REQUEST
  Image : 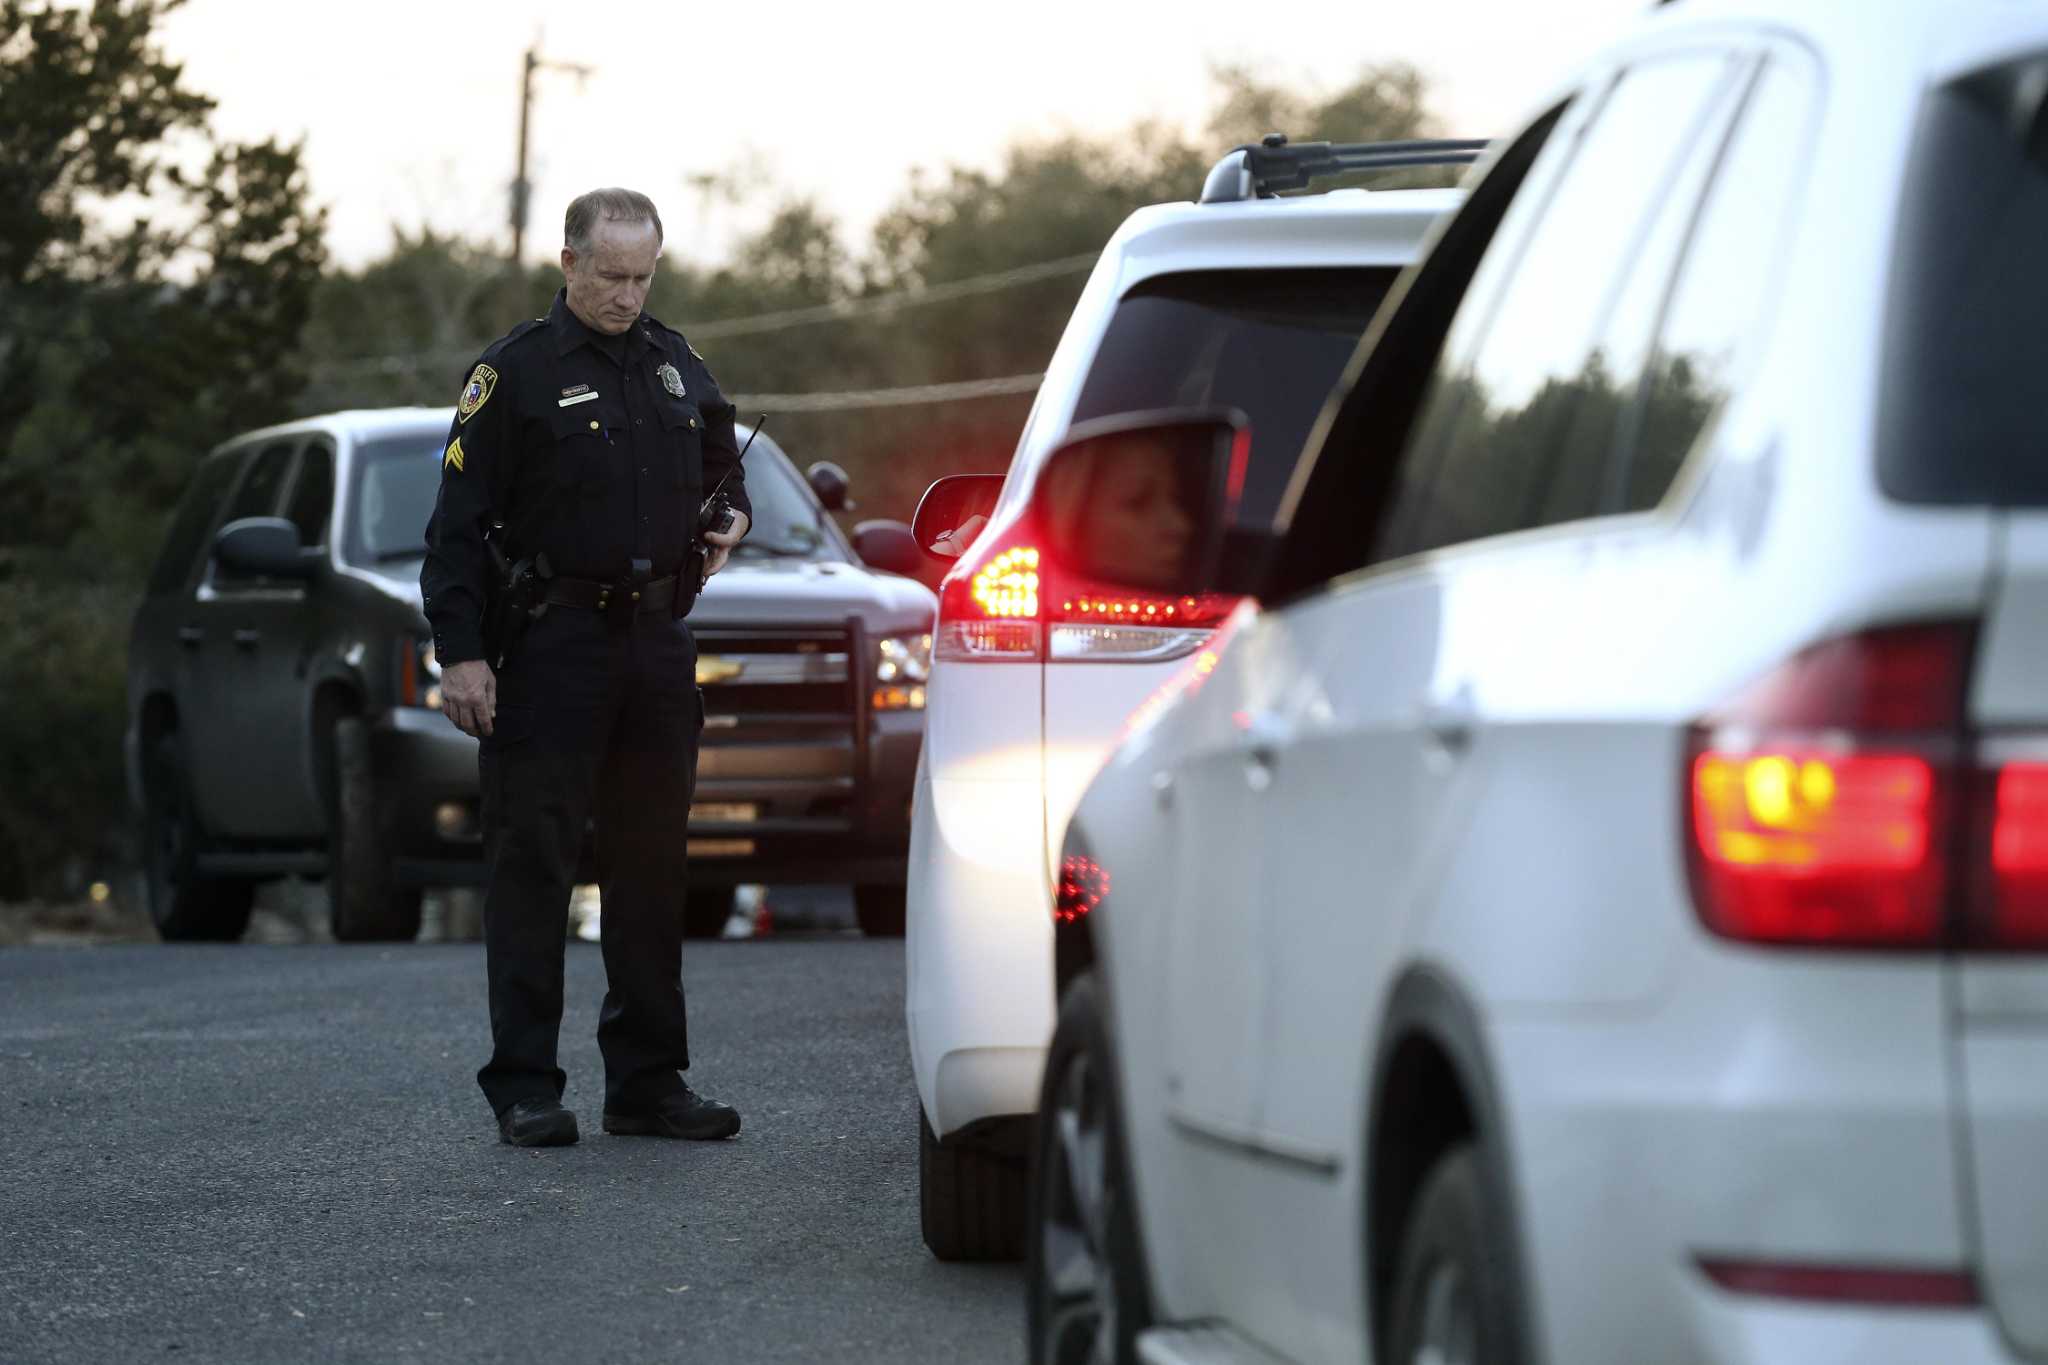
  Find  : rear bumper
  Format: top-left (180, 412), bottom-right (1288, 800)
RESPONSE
top-left (1489, 951), bottom-right (2011, 1365)
top-left (905, 761), bottom-right (1056, 1136)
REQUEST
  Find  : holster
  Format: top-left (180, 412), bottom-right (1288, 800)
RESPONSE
top-left (674, 545), bottom-right (707, 621)
top-left (482, 532), bottom-right (550, 669)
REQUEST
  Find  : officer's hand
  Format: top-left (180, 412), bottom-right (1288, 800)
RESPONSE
top-left (702, 506), bottom-right (750, 578)
top-left (441, 659), bottom-right (497, 738)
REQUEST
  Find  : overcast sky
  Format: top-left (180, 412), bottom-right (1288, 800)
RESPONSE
top-left (156, 0), bottom-right (1647, 272)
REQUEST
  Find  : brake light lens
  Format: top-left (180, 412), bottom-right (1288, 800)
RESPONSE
top-left (935, 522), bottom-right (1238, 666)
top-left (972, 546), bottom-right (1041, 618)
top-left (1686, 623), bottom-right (1971, 948)
top-left (1973, 756), bottom-right (2048, 948)
top-left (1055, 854), bottom-right (1111, 924)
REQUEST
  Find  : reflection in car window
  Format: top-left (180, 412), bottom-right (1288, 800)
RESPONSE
top-left (727, 434), bottom-right (839, 561)
top-left (348, 432), bottom-right (445, 575)
top-left (284, 445), bottom-right (335, 549)
top-left (1386, 54), bottom-right (1734, 557)
top-left (214, 442), bottom-right (300, 586)
top-left (1073, 268), bottom-right (1399, 527)
top-left (148, 451), bottom-right (244, 596)
top-left (1623, 61), bottom-right (1815, 512)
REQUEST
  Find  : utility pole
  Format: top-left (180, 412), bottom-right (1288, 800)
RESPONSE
top-left (510, 43), bottom-right (593, 266)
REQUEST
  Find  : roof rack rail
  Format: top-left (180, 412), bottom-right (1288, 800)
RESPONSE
top-left (1198, 134), bottom-right (1492, 205)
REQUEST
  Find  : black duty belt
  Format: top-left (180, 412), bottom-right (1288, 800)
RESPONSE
top-left (541, 572), bottom-right (680, 615)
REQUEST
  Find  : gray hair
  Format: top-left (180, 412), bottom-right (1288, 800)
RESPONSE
top-left (564, 188), bottom-right (664, 255)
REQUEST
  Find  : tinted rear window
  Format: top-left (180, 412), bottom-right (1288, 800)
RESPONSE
top-left (1879, 52), bottom-right (2048, 505)
top-left (1072, 267), bottom-right (1397, 523)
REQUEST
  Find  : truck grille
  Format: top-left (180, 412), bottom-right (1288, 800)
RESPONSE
top-left (691, 627), bottom-right (859, 826)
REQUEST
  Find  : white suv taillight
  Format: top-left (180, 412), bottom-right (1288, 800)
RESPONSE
top-left (933, 522), bottom-right (1235, 665)
top-left (1970, 741), bottom-right (2048, 949)
top-left (1685, 623), bottom-right (1970, 948)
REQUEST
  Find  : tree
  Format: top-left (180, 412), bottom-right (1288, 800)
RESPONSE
top-left (0, 0), bottom-right (328, 583)
top-left (0, 0), bottom-right (325, 901)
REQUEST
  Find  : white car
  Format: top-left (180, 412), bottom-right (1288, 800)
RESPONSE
top-left (901, 142), bottom-right (1476, 1258)
top-left (1027, 1), bottom-right (2048, 1362)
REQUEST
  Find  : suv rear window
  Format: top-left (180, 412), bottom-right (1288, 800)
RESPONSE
top-left (1071, 267), bottom-right (1398, 524)
top-left (1880, 51), bottom-right (2048, 506)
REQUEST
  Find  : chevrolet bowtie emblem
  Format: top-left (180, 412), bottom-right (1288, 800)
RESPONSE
top-left (696, 656), bottom-right (745, 685)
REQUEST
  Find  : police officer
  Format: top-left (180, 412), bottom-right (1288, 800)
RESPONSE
top-left (422, 187), bottom-right (751, 1148)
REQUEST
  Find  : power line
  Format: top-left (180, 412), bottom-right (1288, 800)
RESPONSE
top-left (309, 250), bottom-right (1098, 380)
top-left (692, 252), bottom-right (1096, 340)
top-left (733, 372), bottom-right (1043, 413)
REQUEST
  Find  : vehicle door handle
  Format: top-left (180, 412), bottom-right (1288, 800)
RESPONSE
top-left (177, 626), bottom-right (204, 648)
top-left (232, 629), bottom-right (261, 649)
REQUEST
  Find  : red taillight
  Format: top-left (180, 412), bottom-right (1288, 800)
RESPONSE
top-left (1056, 855), bottom-right (1110, 924)
top-left (935, 522), bottom-right (1236, 665)
top-left (1971, 755), bottom-right (2048, 948)
top-left (1686, 623), bottom-right (1972, 948)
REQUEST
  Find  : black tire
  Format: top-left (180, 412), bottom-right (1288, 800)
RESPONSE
top-left (1027, 972), bottom-right (1151, 1364)
top-left (921, 1105), bottom-right (1027, 1262)
top-left (142, 736), bottom-right (254, 942)
top-left (1385, 1144), bottom-right (1523, 1365)
top-left (854, 884), bottom-right (906, 937)
top-left (684, 884), bottom-right (736, 940)
top-left (328, 717), bottom-right (422, 942)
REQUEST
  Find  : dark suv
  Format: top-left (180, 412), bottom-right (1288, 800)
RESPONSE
top-left (126, 407), bottom-right (934, 943)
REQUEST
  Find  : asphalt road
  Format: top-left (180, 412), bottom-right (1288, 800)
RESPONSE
top-left (0, 936), bottom-right (1023, 1364)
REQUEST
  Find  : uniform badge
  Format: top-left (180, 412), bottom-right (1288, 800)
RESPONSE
top-left (657, 363), bottom-right (686, 398)
top-left (443, 436), bottom-right (465, 473)
top-left (457, 364), bottom-right (497, 423)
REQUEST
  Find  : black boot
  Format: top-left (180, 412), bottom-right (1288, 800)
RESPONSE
top-left (498, 1096), bottom-right (580, 1147)
top-left (603, 1085), bottom-right (741, 1140)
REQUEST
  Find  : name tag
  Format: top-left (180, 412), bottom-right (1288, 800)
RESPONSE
top-left (557, 391), bottom-right (600, 408)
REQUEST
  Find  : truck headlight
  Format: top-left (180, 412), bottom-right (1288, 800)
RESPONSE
top-left (874, 633), bottom-right (932, 711)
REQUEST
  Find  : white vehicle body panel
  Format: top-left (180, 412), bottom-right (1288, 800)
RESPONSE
top-left (1063, 1), bottom-right (2048, 1361)
top-left (908, 192), bottom-right (1459, 1139)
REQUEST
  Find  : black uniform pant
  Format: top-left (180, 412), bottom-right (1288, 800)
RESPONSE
top-left (475, 605), bottom-right (702, 1117)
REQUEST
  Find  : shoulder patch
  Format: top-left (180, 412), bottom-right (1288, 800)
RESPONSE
top-left (688, 343), bottom-right (705, 363)
top-left (457, 364), bottom-right (497, 423)
top-left (443, 436), bottom-right (465, 473)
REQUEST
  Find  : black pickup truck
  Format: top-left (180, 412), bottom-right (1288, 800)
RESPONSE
top-left (125, 407), bottom-right (933, 943)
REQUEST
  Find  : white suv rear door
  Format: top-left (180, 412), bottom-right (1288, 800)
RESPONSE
top-left (1882, 48), bottom-right (2048, 1355)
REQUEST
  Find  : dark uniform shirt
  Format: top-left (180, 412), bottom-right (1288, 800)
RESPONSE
top-left (421, 289), bottom-right (751, 666)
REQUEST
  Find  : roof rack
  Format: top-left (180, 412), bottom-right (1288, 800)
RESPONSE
top-left (1198, 134), bottom-right (1492, 205)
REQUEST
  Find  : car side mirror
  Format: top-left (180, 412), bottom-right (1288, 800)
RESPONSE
top-left (1029, 409), bottom-right (1244, 595)
top-left (807, 461), bottom-right (853, 512)
top-left (213, 517), bottom-right (317, 579)
top-left (850, 519), bottom-right (923, 575)
top-left (911, 474), bottom-right (1003, 561)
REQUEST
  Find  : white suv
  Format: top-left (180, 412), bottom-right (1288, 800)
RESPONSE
top-left (902, 141), bottom-right (1476, 1258)
top-left (1026, 1), bottom-right (2048, 1362)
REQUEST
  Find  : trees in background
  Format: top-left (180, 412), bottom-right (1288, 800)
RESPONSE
top-left (0, 0), bottom-right (326, 899)
top-left (0, 26), bottom-right (1443, 898)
